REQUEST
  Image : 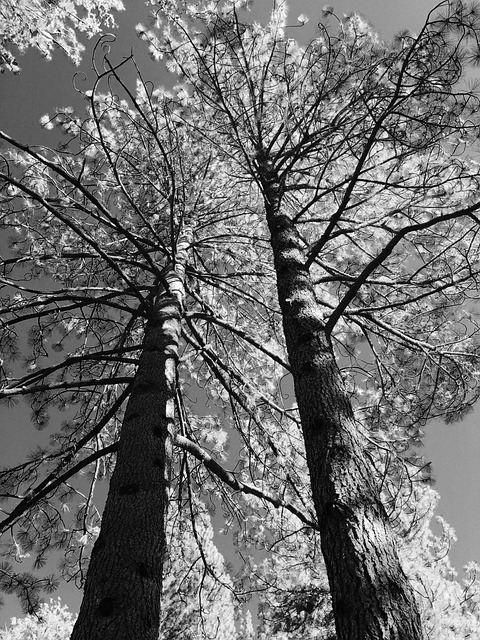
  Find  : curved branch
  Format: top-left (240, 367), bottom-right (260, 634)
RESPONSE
top-left (184, 319), bottom-right (294, 421)
top-left (0, 129), bottom-right (162, 279)
top-left (174, 434), bottom-right (318, 531)
top-left (4, 348), bottom-right (140, 391)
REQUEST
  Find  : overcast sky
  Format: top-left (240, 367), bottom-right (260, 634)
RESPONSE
top-left (1, 0), bottom-right (479, 627)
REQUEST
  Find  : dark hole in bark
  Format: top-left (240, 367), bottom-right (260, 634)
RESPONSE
top-left (296, 331), bottom-right (315, 345)
top-left (137, 562), bottom-right (150, 578)
top-left (125, 412), bottom-right (140, 422)
top-left (331, 444), bottom-right (350, 463)
top-left (268, 214), bottom-right (290, 233)
top-left (97, 597), bottom-right (115, 617)
top-left (143, 345), bottom-right (163, 353)
top-left (119, 482), bottom-right (140, 495)
top-left (301, 361), bottom-right (316, 374)
top-left (137, 380), bottom-right (154, 391)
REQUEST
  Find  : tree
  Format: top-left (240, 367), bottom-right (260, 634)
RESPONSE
top-left (1, 78), bottom-right (193, 638)
top-left (0, 0), bottom-right (124, 73)
top-left (2, 1), bottom-right (480, 639)
top-left (0, 35), bottom-right (310, 639)
top-left (0, 599), bottom-right (75, 640)
top-left (397, 485), bottom-right (480, 640)
top-left (138, 0), bottom-right (480, 637)
top-left (159, 501), bottom-right (237, 640)
top-left (254, 517), bottom-right (335, 640)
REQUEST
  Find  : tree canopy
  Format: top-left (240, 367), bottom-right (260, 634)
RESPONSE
top-left (0, 0), bottom-right (124, 73)
top-left (1, 1), bottom-right (480, 638)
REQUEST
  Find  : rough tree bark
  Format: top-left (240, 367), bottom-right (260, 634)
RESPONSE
top-left (70, 233), bottom-right (191, 640)
top-left (258, 160), bottom-right (424, 640)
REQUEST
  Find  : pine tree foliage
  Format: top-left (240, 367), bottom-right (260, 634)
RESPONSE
top-left (397, 485), bottom-right (480, 639)
top-left (0, 599), bottom-right (75, 640)
top-left (0, 508), bottom-right (238, 639)
top-left (0, 500), bottom-right (241, 640)
top-left (0, 0), bottom-right (124, 73)
top-left (160, 502), bottom-right (237, 640)
top-left (254, 518), bottom-right (335, 640)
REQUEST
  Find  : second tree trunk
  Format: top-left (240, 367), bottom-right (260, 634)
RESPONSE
top-left (261, 167), bottom-right (424, 640)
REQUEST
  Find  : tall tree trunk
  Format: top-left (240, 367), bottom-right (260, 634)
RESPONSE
top-left (71, 233), bottom-right (191, 640)
top-left (69, 297), bottom-right (180, 640)
top-left (259, 165), bottom-right (424, 640)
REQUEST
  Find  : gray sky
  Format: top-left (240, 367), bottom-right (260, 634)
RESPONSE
top-left (1, 0), bottom-right (479, 627)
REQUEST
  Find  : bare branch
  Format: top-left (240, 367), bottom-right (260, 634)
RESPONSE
top-left (174, 434), bottom-right (318, 531)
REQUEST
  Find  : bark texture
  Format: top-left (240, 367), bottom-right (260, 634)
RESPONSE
top-left (70, 297), bottom-right (181, 640)
top-left (260, 164), bottom-right (424, 640)
top-left (70, 227), bottom-right (191, 640)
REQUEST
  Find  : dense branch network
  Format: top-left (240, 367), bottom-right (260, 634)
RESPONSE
top-left (2, 1), bottom-right (480, 637)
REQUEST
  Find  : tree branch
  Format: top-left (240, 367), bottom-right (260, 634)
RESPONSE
top-left (324, 207), bottom-right (480, 335)
top-left (0, 377), bottom-right (132, 399)
top-left (0, 129), bottom-right (162, 278)
top-left (0, 170), bottom-right (145, 302)
top-left (174, 434), bottom-right (318, 531)
top-left (187, 310), bottom-right (290, 372)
